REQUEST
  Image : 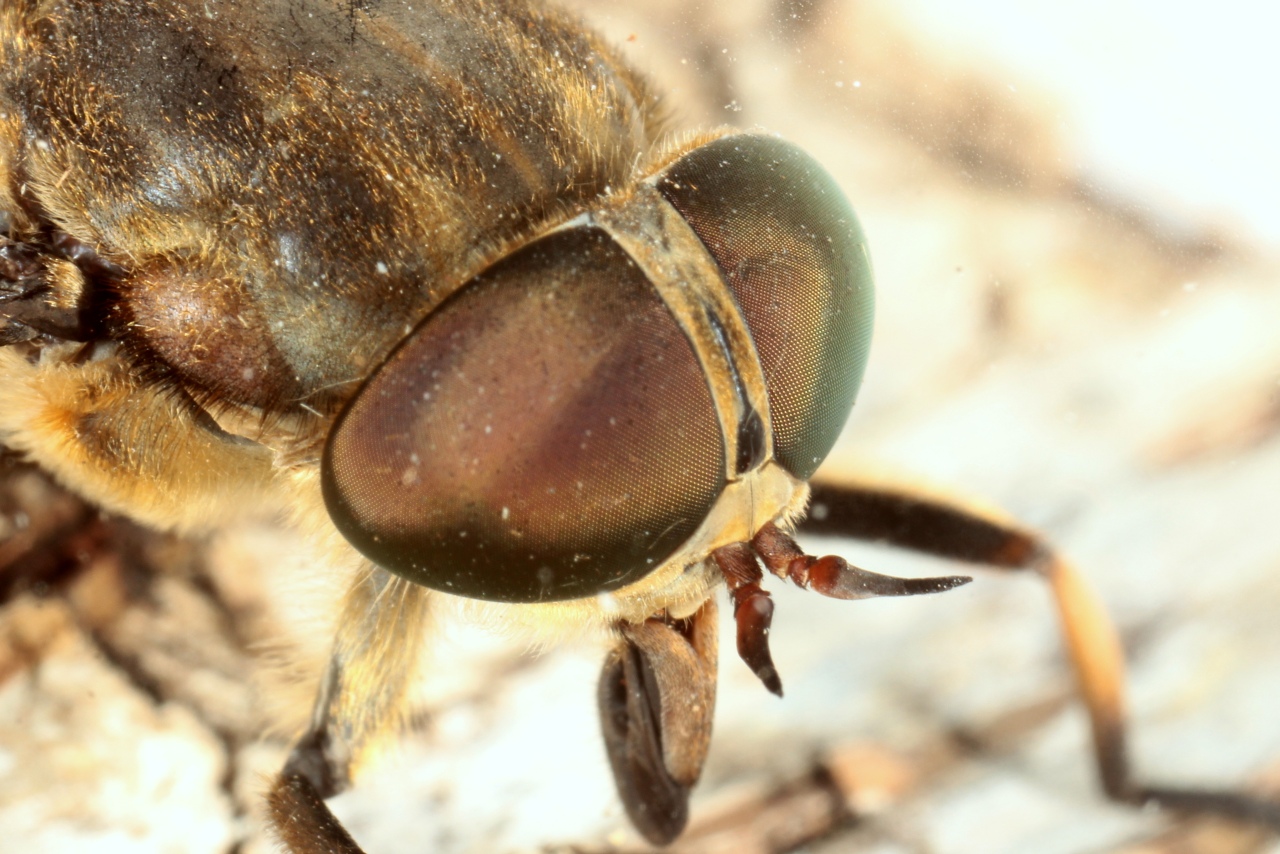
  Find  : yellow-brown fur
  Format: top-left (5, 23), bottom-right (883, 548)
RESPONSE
top-left (0, 0), bottom-right (736, 820)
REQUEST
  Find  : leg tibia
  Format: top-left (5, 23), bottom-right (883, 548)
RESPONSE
top-left (801, 476), bottom-right (1280, 828)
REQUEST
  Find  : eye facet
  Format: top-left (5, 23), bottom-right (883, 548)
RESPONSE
top-left (655, 135), bottom-right (875, 480)
top-left (322, 227), bottom-right (725, 602)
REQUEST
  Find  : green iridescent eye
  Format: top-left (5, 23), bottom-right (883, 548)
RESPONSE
top-left (656, 134), bottom-right (875, 480)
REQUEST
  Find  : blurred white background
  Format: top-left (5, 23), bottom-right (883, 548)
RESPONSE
top-left (895, 0), bottom-right (1280, 248)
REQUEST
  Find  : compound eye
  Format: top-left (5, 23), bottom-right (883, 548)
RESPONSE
top-left (322, 228), bottom-right (725, 602)
top-left (656, 135), bottom-right (874, 480)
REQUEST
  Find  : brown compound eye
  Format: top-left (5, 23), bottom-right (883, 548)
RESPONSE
top-left (656, 135), bottom-right (875, 480)
top-left (322, 227), bottom-right (725, 602)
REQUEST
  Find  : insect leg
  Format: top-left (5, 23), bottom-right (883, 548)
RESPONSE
top-left (267, 774), bottom-right (364, 854)
top-left (801, 476), bottom-right (1280, 829)
top-left (268, 565), bottom-right (431, 854)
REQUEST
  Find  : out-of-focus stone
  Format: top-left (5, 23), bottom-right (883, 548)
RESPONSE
top-left (0, 598), bottom-right (235, 854)
top-left (824, 743), bottom-right (922, 814)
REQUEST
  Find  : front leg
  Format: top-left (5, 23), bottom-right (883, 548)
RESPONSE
top-left (801, 474), bottom-right (1280, 829)
top-left (268, 565), bottom-right (431, 854)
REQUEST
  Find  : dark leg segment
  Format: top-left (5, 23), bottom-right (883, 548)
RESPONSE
top-left (802, 477), bottom-right (1280, 830)
top-left (267, 774), bottom-right (364, 854)
top-left (712, 542), bottom-right (783, 696)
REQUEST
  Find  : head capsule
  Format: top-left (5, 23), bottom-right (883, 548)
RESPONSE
top-left (321, 134), bottom-right (874, 602)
